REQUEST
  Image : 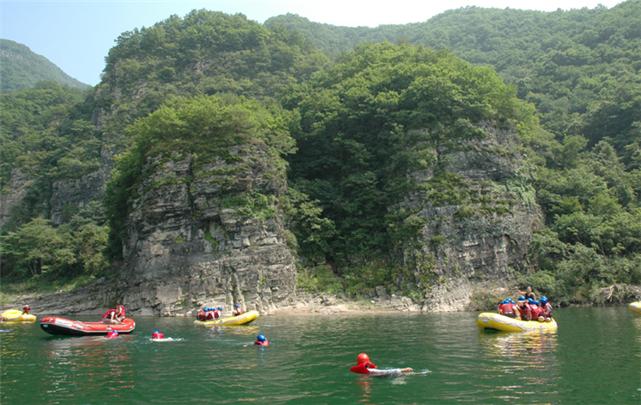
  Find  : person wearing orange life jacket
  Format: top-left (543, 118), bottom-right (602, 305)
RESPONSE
top-left (102, 305), bottom-right (126, 324)
top-left (498, 298), bottom-right (517, 318)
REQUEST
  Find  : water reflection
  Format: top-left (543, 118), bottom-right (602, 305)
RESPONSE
top-left (477, 331), bottom-right (559, 402)
top-left (479, 331), bottom-right (558, 359)
top-left (41, 334), bottom-right (136, 401)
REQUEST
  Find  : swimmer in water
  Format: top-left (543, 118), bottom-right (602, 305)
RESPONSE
top-left (255, 334), bottom-right (270, 347)
top-left (350, 353), bottom-right (413, 376)
top-left (151, 328), bottom-right (165, 339)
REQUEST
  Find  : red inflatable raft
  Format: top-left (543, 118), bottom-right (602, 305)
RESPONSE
top-left (40, 316), bottom-right (135, 336)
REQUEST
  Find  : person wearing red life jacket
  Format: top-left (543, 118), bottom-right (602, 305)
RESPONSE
top-left (498, 298), bottom-right (517, 318)
top-left (22, 305), bottom-right (31, 315)
top-left (151, 329), bottom-right (165, 339)
top-left (350, 353), bottom-right (378, 374)
top-left (528, 298), bottom-right (542, 320)
top-left (539, 296), bottom-right (553, 321)
top-left (106, 327), bottom-right (119, 339)
top-left (102, 305), bottom-right (126, 324)
top-left (255, 334), bottom-right (269, 347)
top-left (515, 296), bottom-right (532, 321)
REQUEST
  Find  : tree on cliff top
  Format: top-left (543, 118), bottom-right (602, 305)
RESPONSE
top-left (105, 95), bottom-right (296, 259)
top-left (289, 43), bottom-right (533, 269)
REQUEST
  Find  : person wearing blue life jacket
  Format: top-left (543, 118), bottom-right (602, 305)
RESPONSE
top-left (255, 334), bottom-right (269, 347)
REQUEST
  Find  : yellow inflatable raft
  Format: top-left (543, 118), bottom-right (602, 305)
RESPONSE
top-left (1, 309), bottom-right (36, 323)
top-left (477, 312), bottom-right (557, 333)
top-left (628, 302), bottom-right (641, 315)
top-left (194, 310), bottom-right (259, 327)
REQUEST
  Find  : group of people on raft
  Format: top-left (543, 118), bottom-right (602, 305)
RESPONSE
top-left (196, 303), bottom-right (245, 321)
top-left (497, 287), bottom-right (553, 322)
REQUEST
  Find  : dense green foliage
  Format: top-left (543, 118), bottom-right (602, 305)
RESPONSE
top-left (0, 209), bottom-right (108, 279)
top-left (105, 95), bottom-right (295, 258)
top-left (2, 4), bottom-right (640, 303)
top-left (95, 10), bottom-right (328, 147)
top-left (269, 2), bottom-right (641, 300)
top-left (0, 83), bottom-right (102, 227)
top-left (0, 39), bottom-right (88, 91)
top-left (289, 43), bottom-right (528, 268)
top-left (267, 2), bottom-right (641, 150)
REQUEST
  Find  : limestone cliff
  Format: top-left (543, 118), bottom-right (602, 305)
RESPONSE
top-left (107, 97), bottom-right (297, 315)
top-left (406, 124), bottom-right (541, 310)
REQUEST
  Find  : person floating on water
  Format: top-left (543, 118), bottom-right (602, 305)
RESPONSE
top-left (255, 334), bottom-right (269, 347)
top-left (106, 327), bottom-right (119, 339)
top-left (102, 305), bottom-right (126, 324)
top-left (151, 329), bottom-right (165, 340)
top-left (350, 353), bottom-right (413, 376)
top-left (232, 303), bottom-right (244, 317)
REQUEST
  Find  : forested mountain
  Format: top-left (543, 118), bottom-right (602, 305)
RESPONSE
top-left (266, 1), bottom-right (641, 142)
top-left (268, 1), bottom-right (641, 302)
top-left (1, 4), bottom-right (640, 312)
top-left (0, 39), bottom-right (88, 91)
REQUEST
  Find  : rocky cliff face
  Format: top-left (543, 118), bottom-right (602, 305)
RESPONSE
top-left (407, 124), bottom-right (541, 310)
top-left (118, 144), bottom-right (296, 315)
top-left (0, 169), bottom-right (30, 228)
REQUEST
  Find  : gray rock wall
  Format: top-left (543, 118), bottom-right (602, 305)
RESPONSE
top-left (119, 149), bottom-right (296, 315)
top-left (407, 124), bottom-right (541, 310)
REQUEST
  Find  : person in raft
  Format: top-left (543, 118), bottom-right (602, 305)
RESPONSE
top-left (538, 296), bottom-right (553, 321)
top-left (523, 286), bottom-right (537, 300)
top-left (102, 305), bottom-right (126, 324)
top-left (151, 329), bottom-right (165, 339)
top-left (350, 353), bottom-right (413, 375)
top-left (232, 303), bottom-right (244, 317)
top-left (498, 298), bottom-right (517, 318)
top-left (527, 298), bottom-right (542, 320)
top-left (515, 296), bottom-right (532, 321)
top-left (255, 334), bottom-right (269, 347)
top-left (22, 305), bottom-right (31, 315)
top-left (197, 307), bottom-right (218, 321)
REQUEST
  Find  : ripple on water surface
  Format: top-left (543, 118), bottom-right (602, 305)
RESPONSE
top-left (1, 308), bottom-right (640, 404)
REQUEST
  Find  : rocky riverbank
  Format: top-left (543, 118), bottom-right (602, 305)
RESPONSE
top-left (3, 282), bottom-right (639, 317)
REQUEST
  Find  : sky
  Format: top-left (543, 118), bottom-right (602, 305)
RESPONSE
top-left (0, 0), bottom-right (625, 85)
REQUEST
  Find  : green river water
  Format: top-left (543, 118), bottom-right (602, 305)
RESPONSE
top-left (1, 307), bottom-right (640, 404)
